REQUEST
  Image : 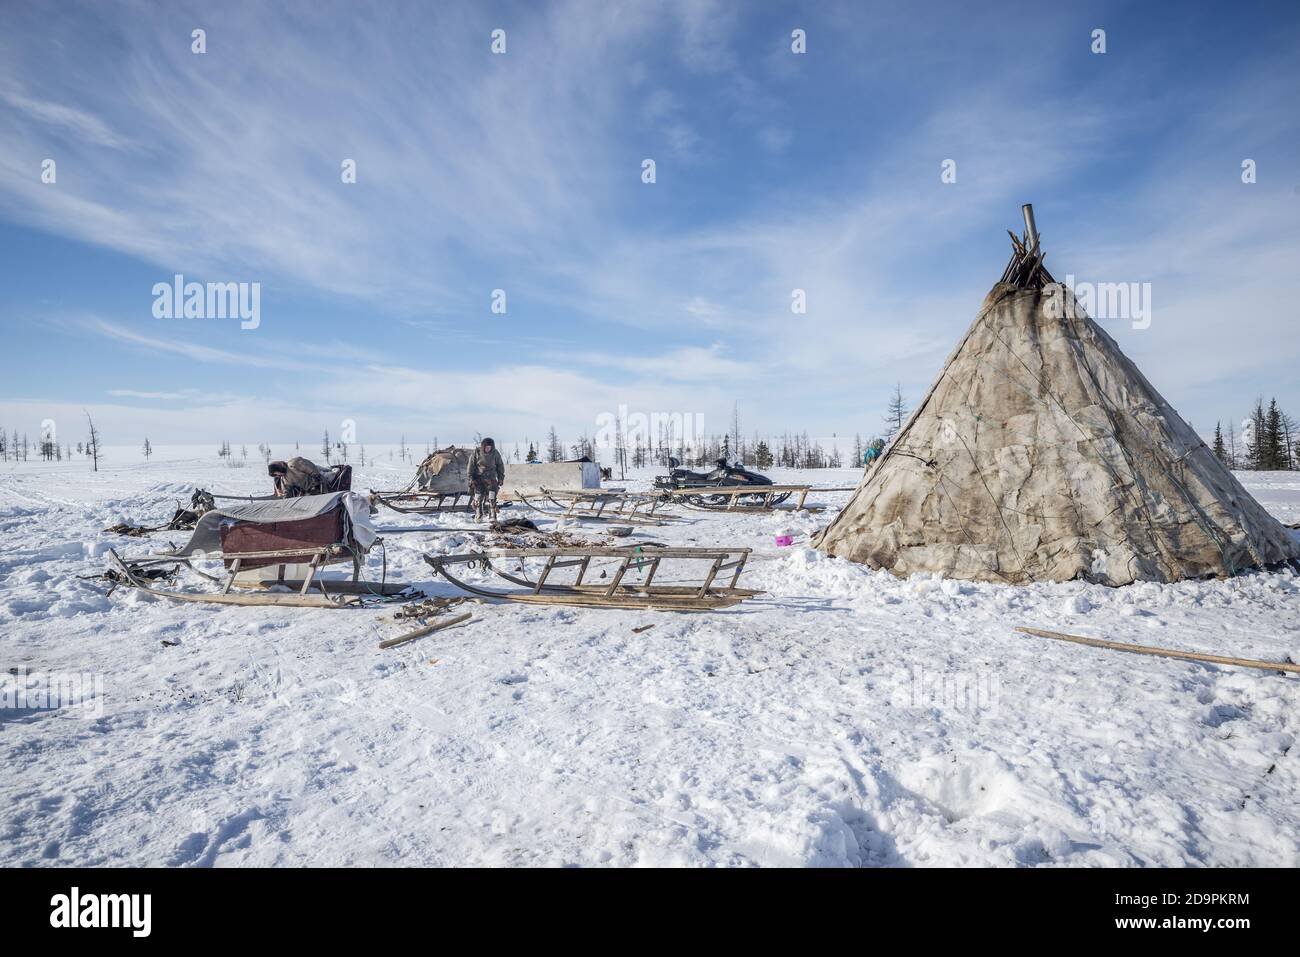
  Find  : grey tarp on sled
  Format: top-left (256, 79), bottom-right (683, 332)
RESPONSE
top-left (104, 490), bottom-right (395, 608)
top-left (169, 491), bottom-right (377, 559)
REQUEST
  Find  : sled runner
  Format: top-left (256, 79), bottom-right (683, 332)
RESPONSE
top-left (104, 491), bottom-right (407, 608)
top-left (516, 488), bottom-right (682, 526)
top-left (423, 545), bottom-right (760, 611)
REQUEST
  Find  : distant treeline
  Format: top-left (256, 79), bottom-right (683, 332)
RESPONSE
top-left (0, 429), bottom-right (81, 463)
top-left (540, 387), bottom-right (912, 472)
top-left (11, 390), bottom-right (1291, 475)
top-left (1211, 398), bottom-right (1298, 471)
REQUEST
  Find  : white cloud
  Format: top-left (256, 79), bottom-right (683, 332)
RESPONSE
top-left (0, 2), bottom-right (1295, 442)
top-left (106, 389), bottom-right (193, 400)
top-left (0, 85), bottom-right (128, 149)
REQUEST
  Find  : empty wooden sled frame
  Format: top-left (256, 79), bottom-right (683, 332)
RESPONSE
top-left (370, 489), bottom-right (477, 515)
top-left (515, 487), bottom-right (683, 526)
top-left (106, 491), bottom-right (408, 608)
top-left (423, 545), bottom-right (761, 611)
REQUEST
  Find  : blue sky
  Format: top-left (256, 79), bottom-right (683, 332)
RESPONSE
top-left (2, 0), bottom-right (1298, 450)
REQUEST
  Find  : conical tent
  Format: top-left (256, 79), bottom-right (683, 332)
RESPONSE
top-left (813, 208), bottom-right (1299, 585)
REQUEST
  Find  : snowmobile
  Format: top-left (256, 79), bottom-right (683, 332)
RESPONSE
top-left (653, 458), bottom-right (790, 507)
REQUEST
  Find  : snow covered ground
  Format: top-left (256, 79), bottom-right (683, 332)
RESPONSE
top-left (3, 448), bottom-right (1299, 867)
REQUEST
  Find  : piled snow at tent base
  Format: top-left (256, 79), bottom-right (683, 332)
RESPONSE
top-left (2, 455), bottom-right (1298, 866)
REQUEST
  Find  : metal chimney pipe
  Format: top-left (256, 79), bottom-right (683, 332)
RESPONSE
top-left (1022, 204), bottom-right (1039, 254)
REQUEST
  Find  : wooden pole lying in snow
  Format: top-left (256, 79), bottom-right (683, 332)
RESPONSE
top-left (1015, 627), bottom-right (1300, 674)
top-left (379, 612), bottom-right (473, 650)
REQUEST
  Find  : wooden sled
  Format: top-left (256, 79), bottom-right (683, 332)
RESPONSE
top-left (515, 488), bottom-right (683, 526)
top-left (660, 484), bottom-right (824, 513)
top-left (423, 546), bottom-right (760, 611)
top-left (660, 484), bottom-right (812, 512)
top-left (104, 547), bottom-right (403, 608)
top-left (370, 489), bottom-right (477, 515)
top-left (105, 492), bottom-right (407, 608)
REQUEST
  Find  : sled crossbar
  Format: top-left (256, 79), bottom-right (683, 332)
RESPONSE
top-left (423, 546), bottom-right (759, 611)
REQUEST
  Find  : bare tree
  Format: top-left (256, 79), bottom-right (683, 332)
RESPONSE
top-left (614, 411), bottom-right (628, 480)
top-left (84, 409), bottom-right (101, 471)
top-left (730, 402), bottom-right (741, 465)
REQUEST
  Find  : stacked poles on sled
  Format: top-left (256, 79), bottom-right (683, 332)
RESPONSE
top-left (424, 546), bottom-right (760, 611)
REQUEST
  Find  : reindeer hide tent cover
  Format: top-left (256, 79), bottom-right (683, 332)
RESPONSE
top-left (415, 447), bottom-right (472, 494)
top-left (812, 207), bottom-right (1300, 585)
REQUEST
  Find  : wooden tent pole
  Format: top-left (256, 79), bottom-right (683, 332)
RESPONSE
top-left (1015, 627), bottom-right (1300, 674)
top-left (379, 612), bottom-right (473, 650)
